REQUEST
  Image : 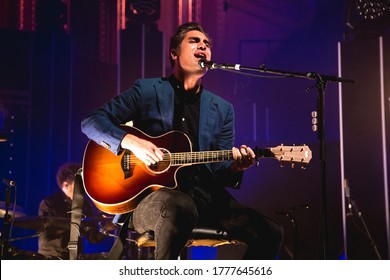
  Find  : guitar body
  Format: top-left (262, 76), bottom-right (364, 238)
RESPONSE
top-left (82, 126), bottom-right (192, 214)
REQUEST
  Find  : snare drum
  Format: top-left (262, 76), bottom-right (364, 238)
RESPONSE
top-left (78, 252), bottom-right (108, 260)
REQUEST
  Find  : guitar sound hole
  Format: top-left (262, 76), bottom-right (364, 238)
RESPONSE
top-left (147, 148), bottom-right (170, 174)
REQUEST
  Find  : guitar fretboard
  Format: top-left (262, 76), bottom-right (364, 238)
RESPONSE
top-left (170, 150), bottom-right (234, 165)
top-left (168, 148), bottom-right (272, 166)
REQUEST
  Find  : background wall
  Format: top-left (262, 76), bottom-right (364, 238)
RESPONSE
top-left (0, 0), bottom-right (389, 259)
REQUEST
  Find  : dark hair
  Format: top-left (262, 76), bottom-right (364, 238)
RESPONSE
top-left (56, 162), bottom-right (81, 188)
top-left (169, 22), bottom-right (211, 68)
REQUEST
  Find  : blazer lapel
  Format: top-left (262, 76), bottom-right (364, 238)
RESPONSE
top-left (199, 90), bottom-right (217, 151)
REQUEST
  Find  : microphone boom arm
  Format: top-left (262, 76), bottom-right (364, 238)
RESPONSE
top-left (199, 59), bottom-right (354, 83)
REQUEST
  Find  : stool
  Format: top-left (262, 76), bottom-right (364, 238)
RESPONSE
top-left (136, 226), bottom-right (244, 259)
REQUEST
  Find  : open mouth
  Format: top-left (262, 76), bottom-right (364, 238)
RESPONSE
top-left (194, 53), bottom-right (206, 59)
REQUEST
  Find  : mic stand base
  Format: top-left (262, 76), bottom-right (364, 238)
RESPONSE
top-left (349, 199), bottom-right (382, 260)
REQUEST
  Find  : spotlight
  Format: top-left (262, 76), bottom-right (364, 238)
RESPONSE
top-left (345, 0), bottom-right (390, 38)
top-left (126, 0), bottom-right (160, 22)
top-left (356, 0), bottom-right (390, 20)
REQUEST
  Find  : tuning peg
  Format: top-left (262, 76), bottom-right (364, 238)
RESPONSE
top-left (280, 162), bottom-right (285, 168)
top-left (290, 156), bottom-right (295, 168)
top-left (301, 164), bottom-right (306, 170)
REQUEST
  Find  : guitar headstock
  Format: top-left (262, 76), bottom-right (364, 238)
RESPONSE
top-left (270, 144), bottom-right (312, 168)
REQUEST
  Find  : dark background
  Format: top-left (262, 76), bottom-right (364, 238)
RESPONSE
top-left (0, 0), bottom-right (389, 260)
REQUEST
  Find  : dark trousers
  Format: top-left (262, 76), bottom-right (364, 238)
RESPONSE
top-left (132, 187), bottom-right (283, 260)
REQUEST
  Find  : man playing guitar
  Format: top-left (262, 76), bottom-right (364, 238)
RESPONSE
top-left (81, 22), bottom-right (284, 260)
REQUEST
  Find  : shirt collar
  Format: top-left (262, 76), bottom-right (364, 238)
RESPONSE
top-left (168, 74), bottom-right (203, 96)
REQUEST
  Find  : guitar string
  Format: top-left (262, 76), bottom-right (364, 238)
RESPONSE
top-left (123, 147), bottom-right (308, 167)
top-left (124, 148), bottom-right (307, 166)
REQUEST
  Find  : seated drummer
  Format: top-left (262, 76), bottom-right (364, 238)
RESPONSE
top-left (38, 162), bottom-right (112, 259)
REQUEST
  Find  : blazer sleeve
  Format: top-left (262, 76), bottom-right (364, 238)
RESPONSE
top-left (80, 80), bottom-right (143, 155)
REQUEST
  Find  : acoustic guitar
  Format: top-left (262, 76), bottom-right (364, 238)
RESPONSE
top-left (82, 126), bottom-right (312, 214)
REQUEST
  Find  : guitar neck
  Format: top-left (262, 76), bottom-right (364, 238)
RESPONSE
top-left (170, 148), bottom-right (272, 166)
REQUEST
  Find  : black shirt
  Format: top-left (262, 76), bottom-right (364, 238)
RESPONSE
top-left (170, 75), bottom-right (201, 151)
top-left (168, 75), bottom-right (221, 215)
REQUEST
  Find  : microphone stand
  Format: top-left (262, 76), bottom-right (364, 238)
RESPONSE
top-left (349, 199), bottom-right (382, 259)
top-left (1, 179), bottom-right (15, 259)
top-left (345, 179), bottom-right (382, 259)
top-left (275, 204), bottom-right (310, 259)
top-left (208, 62), bottom-right (354, 259)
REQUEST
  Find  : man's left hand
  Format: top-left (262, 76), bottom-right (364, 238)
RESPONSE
top-left (230, 145), bottom-right (256, 172)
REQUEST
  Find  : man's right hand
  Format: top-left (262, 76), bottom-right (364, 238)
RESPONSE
top-left (120, 134), bottom-right (164, 166)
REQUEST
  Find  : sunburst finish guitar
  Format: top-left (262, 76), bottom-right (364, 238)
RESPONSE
top-left (82, 126), bottom-right (312, 214)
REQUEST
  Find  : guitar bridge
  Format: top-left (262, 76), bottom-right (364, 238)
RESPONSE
top-left (121, 150), bottom-right (134, 179)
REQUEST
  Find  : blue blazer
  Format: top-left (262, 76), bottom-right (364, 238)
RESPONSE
top-left (81, 77), bottom-right (243, 189)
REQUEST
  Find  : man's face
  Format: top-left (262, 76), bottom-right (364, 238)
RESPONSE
top-left (173, 30), bottom-right (211, 75)
top-left (62, 181), bottom-right (75, 200)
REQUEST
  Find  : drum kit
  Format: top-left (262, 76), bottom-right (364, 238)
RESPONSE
top-left (0, 201), bottom-right (119, 260)
top-left (0, 178), bottom-right (145, 260)
top-left (0, 201), bottom-right (44, 259)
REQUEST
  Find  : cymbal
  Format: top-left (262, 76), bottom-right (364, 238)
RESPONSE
top-left (0, 201), bottom-right (26, 218)
top-left (12, 216), bottom-right (71, 231)
top-left (81, 216), bottom-right (115, 224)
top-left (11, 216), bottom-right (113, 232)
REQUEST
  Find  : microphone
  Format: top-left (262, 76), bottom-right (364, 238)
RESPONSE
top-left (2, 178), bottom-right (16, 187)
top-left (198, 59), bottom-right (241, 70)
top-left (198, 58), bottom-right (217, 69)
top-left (344, 178), bottom-right (352, 216)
